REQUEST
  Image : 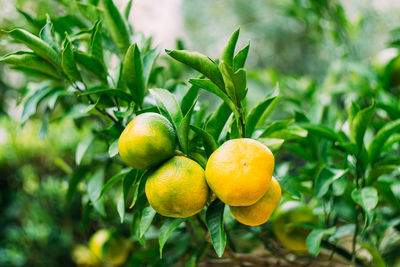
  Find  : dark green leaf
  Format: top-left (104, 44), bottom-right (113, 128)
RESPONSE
top-left (206, 200), bottom-right (226, 258)
top-left (205, 102), bottom-right (232, 141)
top-left (219, 61), bottom-right (246, 105)
top-left (6, 28), bottom-right (61, 67)
top-left (90, 19), bottom-right (104, 64)
top-left (246, 95), bottom-right (278, 137)
top-left (159, 218), bottom-right (185, 258)
top-left (124, 0), bottom-right (133, 19)
top-left (220, 27), bottom-right (240, 67)
top-left (80, 86), bottom-right (134, 102)
top-left (300, 123), bottom-right (340, 142)
top-left (181, 85), bottom-right (199, 116)
top-left (0, 51), bottom-right (63, 79)
top-left (350, 101), bottom-right (375, 148)
top-left (102, 0), bottom-right (130, 54)
top-left (166, 49), bottom-right (225, 90)
top-left (190, 125), bottom-right (218, 157)
top-left (62, 36), bottom-right (82, 82)
top-left (143, 46), bottom-right (161, 87)
top-left (119, 44), bottom-right (145, 105)
top-left (178, 101), bottom-right (196, 154)
top-left (368, 119), bottom-right (400, 163)
top-left (38, 108), bottom-right (50, 139)
top-left (74, 50), bottom-right (108, 82)
top-left (306, 227), bottom-right (336, 256)
top-left (315, 167), bottom-right (348, 198)
top-left (233, 42), bottom-right (250, 71)
top-left (98, 169), bottom-right (129, 200)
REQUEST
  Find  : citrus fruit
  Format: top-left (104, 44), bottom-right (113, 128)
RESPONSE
top-left (230, 177), bottom-right (281, 226)
top-left (205, 138), bottom-right (274, 206)
top-left (118, 112), bottom-right (176, 169)
top-left (145, 156), bottom-right (209, 218)
top-left (272, 201), bottom-right (318, 252)
top-left (71, 245), bottom-right (100, 267)
top-left (89, 229), bottom-right (129, 266)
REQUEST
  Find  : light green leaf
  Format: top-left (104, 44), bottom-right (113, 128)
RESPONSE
top-left (206, 200), bottom-right (226, 258)
top-left (149, 88), bottom-right (183, 127)
top-left (246, 95), bottom-right (278, 138)
top-left (98, 169), bottom-right (129, 200)
top-left (256, 138), bottom-right (285, 153)
top-left (139, 206), bottom-right (157, 238)
top-left (300, 123), bottom-right (340, 142)
top-left (177, 100), bottom-right (196, 154)
top-left (220, 27), bottom-right (240, 67)
top-left (102, 0), bottom-right (130, 54)
top-left (166, 49), bottom-right (225, 90)
top-left (306, 227), bottom-right (336, 256)
top-left (350, 101), bottom-right (375, 148)
top-left (39, 15), bottom-right (57, 51)
top-left (90, 19), bottom-right (104, 64)
top-left (219, 61), bottom-right (246, 105)
top-left (233, 41), bottom-right (250, 71)
top-left (76, 134), bottom-right (94, 165)
top-left (181, 85), bottom-right (199, 116)
top-left (21, 86), bottom-right (54, 124)
top-left (109, 139), bottom-right (119, 157)
top-left (62, 36), bottom-right (82, 82)
top-left (159, 218), bottom-right (185, 258)
top-left (351, 187), bottom-right (378, 212)
top-left (259, 119), bottom-right (293, 138)
top-left (315, 167), bottom-right (348, 198)
top-left (87, 168), bottom-right (105, 216)
top-left (368, 119), bottom-right (400, 163)
top-left (80, 86), bottom-right (134, 102)
top-left (143, 46), bottom-right (161, 87)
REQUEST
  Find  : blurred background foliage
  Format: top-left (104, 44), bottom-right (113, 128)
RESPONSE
top-left (1, 0), bottom-right (400, 266)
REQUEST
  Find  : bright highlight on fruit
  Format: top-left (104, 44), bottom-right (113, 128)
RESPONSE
top-left (230, 177), bottom-right (281, 226)
top-left (118, 112), bottom-right (176, 169)
top-left (145, 156), bottom-right (209, 218)
top-left (205, 138), bottom-right (275, 206)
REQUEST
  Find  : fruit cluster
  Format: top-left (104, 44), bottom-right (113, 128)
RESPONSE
top-left (119, 112), bottom-right (281, 226)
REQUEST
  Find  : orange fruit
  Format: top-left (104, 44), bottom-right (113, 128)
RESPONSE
top-left (272, 201), bottom-right (318, 252)
top-left (205, 138), bottom-right (274, 206)
top-left (145, 156), bottom-right (209, 218)
top-left (230, 177), bottom-right (281, 226)
top-left (118, 112), bottom-right (176, 169)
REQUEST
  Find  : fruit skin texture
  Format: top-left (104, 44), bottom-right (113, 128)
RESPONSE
top-left (118, 112), bottom-right (176, 169)
top-left (205, 138), bottom-right (274, 206)
top-left (272, 201), bottom-right (318, 253)
top-left (88, 229), bottom-right (129, 266)
top-left (145, 156), bottom-right (209, 218)
top-left (230, 177), bottom-right (281, 226)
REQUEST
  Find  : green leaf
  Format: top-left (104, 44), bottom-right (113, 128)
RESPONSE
top-left (259, 119), bottom-right (293, 138)
top-left (300, 123), bottom-right (340, 142)
top-left (166, 49), bottom-right (225, 90)
top-left (76, 134), bottom-right (94, 165)
top-left (256, 138), bottom-right (285, 153)
top-left (119, 44), bottom-right (145, 105)
top-left (139, 206), bottom-right (157, 238)
top-left (149, 88), bottom-right (183, 128)
top-left (61, 36), bottom-right (82, 82)
top-left (205, 102), bottom-right (232, 141)
top-left (90, 19), bottom-right (104, 64)
top-left (117, 188), bottom-right (125, 223)
top-left (315, 167), bottom-right (348, 198)
top-left (129, 171), bottom-right (147, 209)
top-left (177, 101), bottom-right (196, 154)
top-left (306, 227), bottom-right (336, 256)
top-left (350, 101), bottom-right (375, 148)
top-left (246, 96), bottom-right (278, 137)
top-left (87, 168), bottom-right (105, 216)
top-left (190, 125), bottom-right (218, 157)
top-left (6, 28), bottom-right (61, 67)
top-left (124, 0), bottom-right (133, 19)
top-left (220, 27), bottom-right (240, 67)
top-left (181, 85), bottom-right (199, 116)
top-left (189, 78), bottom-right (239, 119)
top-left (123, 169), bottom-right (137, 203)
top-left (102, 0), bottom-right (130, 54)
top-left (368, 119), bottom-right (400, 163)
top-left (206, 200), bottom-right (226, 258)
top-left (0, 51), bottom-right (63, 79)
top-left (143, 46), bottom-right (161, 87)
top-left (21, 86), bottom-right (54, 124)
top-left (219, 62), bottom-right (246, 105)
top-left (39, 15), bottom-right (57, 51)
top-left (76, 2), bottom-right (102, 22)
top-left (98, 169), bottom-right (129, 200)
top-left (351, 187), bottom-right (378, 212)
top-left (233, 42), bottom-right (250, 71)
top-left (159, 218), bottom-right (185, 258)
top-left (80, 86), bottom-right (134, 102)
top-left (108, 139), bottom-right (119, 157)
top-left (74, 50), bottom-right (108, 82)
top-left (38, 108), bottom-right (50, 139)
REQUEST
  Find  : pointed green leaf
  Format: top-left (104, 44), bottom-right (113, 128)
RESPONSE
top-left (76, 134), bottom-right (94, 165)
top-left (166, 49), bottom-right (225, 90)
top-left (124, 0), bottom-right (133, 19)
top-left (21, 86), bottom-right (54, 124)
top-left (143, 46), bottom-right (161, 87)
top-left (98, 169), bottom-right (129, 200)
top-left (102, 0), bottom-right (130, 54)
top-left (246, 96), bottom-right (278, 137)
top-left (119, 44), bottom-right (145, 105)
top-left (315, 167), bottom-right (348, 198)
top-left (181, 85), bottom-right (199, 116)
top-left (233, 42), bottom-right (250, 71)
top-left (6, 28), bottom-right (61, 67)
top-left (159, 218), bottom-right (185, 258)
top-left (80, 86), bottom-right (134, 102)
top-left (90, 19), bottom-right (104, 64)
top-left (149, 88), bottom-right (183, 128)
top-left (139, 206), bottom-right (157, 238)
top-left (259, 119), bottom-right (293, 138)
top-left (219, 61), bottom-right (246, 105)
top-left (39, 15), bottom-right (58, 51)
top-left (369, 119), bottom-right (400, 163)
top-left (350, 101), bottom-right (375, 148)
top-left (74, 50), bottom-right (108, 82)
top-left (178, 101), bottom-right (196, 154)
top-left (306, 227), bottom-right (336, 256)
top-left (0, 51), bottom-right (63, 79)
top-left (300, 123), bottom-right (340, 142)
top-left (87, 168), bottom-right (105, 216)
top-left (190, 125), bottom-right (218, 157)
top-left (220, 27), bottom-right (240, 67)
top-left (206, 200), bottom-right (226, 258)
top-left (62, 36), bottom-right (82, 82)
top-left (205, 102), bottom-right (232, 141)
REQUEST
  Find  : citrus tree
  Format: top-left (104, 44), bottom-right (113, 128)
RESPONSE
top-left (1, 0), bottom-right (400, 266)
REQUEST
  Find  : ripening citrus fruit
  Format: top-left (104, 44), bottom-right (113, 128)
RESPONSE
top-left (89, 229), bottom-right (129, 266)
top-left (272, 201), bottom-right (318, 252)
top-left (118, 112), bottom-right (176, 169)
top-left (145, 156), bottom-right (209, 218)
top-left (71, 245), bottom-right (100, 267)
top-left (205, 138), bottom-right (274, 206)
top-left (230, 177), bottom-right (281, 226)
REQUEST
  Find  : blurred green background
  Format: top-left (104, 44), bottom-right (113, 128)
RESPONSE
top-left (1, 0), bottom-right (400, 266)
